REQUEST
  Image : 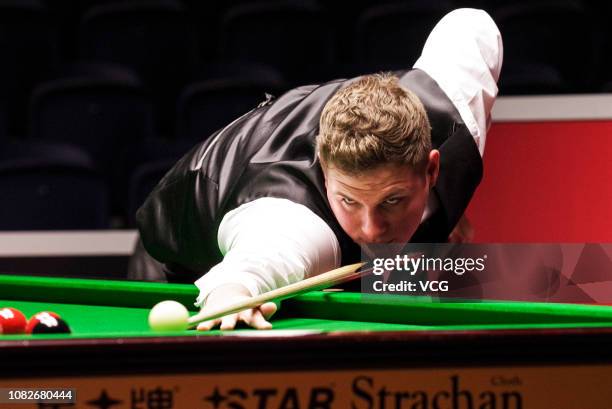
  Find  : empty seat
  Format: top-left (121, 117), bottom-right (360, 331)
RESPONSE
top-left (0, 0), bottom-right (59, 134)
top-left (219, 1), bottom-right (333, 82)
top-left (78, 0), bottom-right (199, 132)
top-left (602, 81), bottom-right (612, 92)
top-left (494, 1), bottom-right (597, 92)
top-left (181, 0), bottom-right (256, 59)
top-left (498, 62), bottom-right (567, 95)
top-left (593, 3), bottom-right (612, 87)
top-left (353, 2), bottom-right (452, 71)
top-left (0, 139), bottom-right (95, 166)
top-left (55, 60), bottom-right (143, 83)
top-left (29, 73), bottom-right (155, 176)
top-left (0, 141), bottom-right (110, 230)
top-left (197, 61), bottom-right (286, 84)
top-left (119, 136), bottom-right (194, 223)
top-left (176, 78), bottom-right (283, 141)
top-left (0, 101), bottom-right (6, 139)
top-left (127, 159), bottom-right (176, 227)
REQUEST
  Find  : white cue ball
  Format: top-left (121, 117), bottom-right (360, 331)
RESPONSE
top-left (148, 300), bottom-right (189, 332)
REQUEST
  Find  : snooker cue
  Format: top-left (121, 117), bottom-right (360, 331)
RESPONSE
top-left (187, 262), bottom-right (367, 328)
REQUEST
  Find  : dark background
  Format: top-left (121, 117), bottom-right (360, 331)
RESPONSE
top-left (0, 0), bottom-right (608, 231)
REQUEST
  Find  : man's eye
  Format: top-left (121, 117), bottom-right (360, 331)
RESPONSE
top-left (341, 197), bottom-right (355, 205)
top-left (384, 198), bottom-right (402, 205)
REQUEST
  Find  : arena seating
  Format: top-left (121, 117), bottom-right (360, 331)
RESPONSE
top-left (0, 0), bottom-right (610, 229)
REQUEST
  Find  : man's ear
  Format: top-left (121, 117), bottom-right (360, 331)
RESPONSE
top-left (427, 149), bottom-right (440, 188)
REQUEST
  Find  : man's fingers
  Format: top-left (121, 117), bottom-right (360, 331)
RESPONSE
top-left (247, 309), bottom-right (273, 330)
top-left (195, 301), bottom-right (279, 331)
top-left (236, 308), bottom-right (271, 330)
top-left (260, 301), bottom-right (278, 320)
top-left (220, 313), bottom-right (239, 330)
top-left (196, 318), bottom-right (221, 331)
top-left (237, 308), bottom-right (253, 326)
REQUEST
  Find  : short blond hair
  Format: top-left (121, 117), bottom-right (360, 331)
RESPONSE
top-left (317, 73), bottom-right (432, 174)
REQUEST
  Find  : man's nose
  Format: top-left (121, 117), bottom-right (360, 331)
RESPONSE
top-left (361, 212), bottom-right (387, 243)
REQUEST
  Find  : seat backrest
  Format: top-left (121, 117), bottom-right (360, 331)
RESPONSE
top-left (0, 147), bottom-right (110, 230)
top-left (0, 0), bottom-right (59, 134)
top-left (127, 159), bottom-right (175, 227)
top-left (353, 2), bottom-right (452, 69)
top-left (78, 0), bottom-right (198, 88)
top-left (176, 78), bottom-right (282, 141)
top-left (219, 2), bottom-right (334, 81)
top-left (29, 77), bottom-right (155, 174)
top-left (494, 2), bottom-right (596, 90)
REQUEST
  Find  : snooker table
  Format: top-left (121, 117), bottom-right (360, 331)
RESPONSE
top-left (2, 274), bottom-right (612, 408)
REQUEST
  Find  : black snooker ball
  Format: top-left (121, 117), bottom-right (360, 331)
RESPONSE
top-left (26, 311), bottom-right (71, 334)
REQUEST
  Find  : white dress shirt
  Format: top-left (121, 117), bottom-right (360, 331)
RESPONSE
top-left (195, 8), bottom-right (503, 307)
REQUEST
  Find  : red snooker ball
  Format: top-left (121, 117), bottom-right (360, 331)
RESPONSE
top-left (0, 307), bottom-right (27, 334)
top-left (26, 311), bottom-right (71, 334)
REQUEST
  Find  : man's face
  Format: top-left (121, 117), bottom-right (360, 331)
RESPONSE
top-left (323, 151), bottom-right (439, 245)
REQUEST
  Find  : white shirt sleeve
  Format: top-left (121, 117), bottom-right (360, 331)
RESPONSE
top-left (194, 197), bottom-right (341, 307)
top-left (413, 8), bottom-right (503, 156)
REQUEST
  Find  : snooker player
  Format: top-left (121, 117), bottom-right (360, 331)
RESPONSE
top-left (133, 8), bottom-right (503, 330)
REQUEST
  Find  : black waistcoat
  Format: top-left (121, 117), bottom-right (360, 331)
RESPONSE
top-left (136, 69), bottom-right (483, 275)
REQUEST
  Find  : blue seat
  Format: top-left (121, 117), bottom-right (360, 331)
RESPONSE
top-left (176, 78), bottom-right (284, 141)
top-left (127, 159), bottom-right (176, 227)
top-left (0, 101), bottom-right (6, 140)
top-left (120, 137), bottom-right (194, 223)
top-left (29, 73), bottom-right (155, 176)
top-left (353, 2), bottom-right (452, 71)
top-left (593, 3), bottom-right (612, 88)
top-left (77, 0), bottom-right (199, 133)
top-left (498, 62), bottom-right (567, 95)
top-left (0, 140), bottom-right (94, 166)
top-left (219, 1), bottom-right (333, 82)
top-left (0, 0), bottom-right (58, 135)
top-left (197, 61), bottom-right (286, 84)
top-left (0, 141), bottom-right (110, 230)
top-left (494, 1), bottom-right (597, 92)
